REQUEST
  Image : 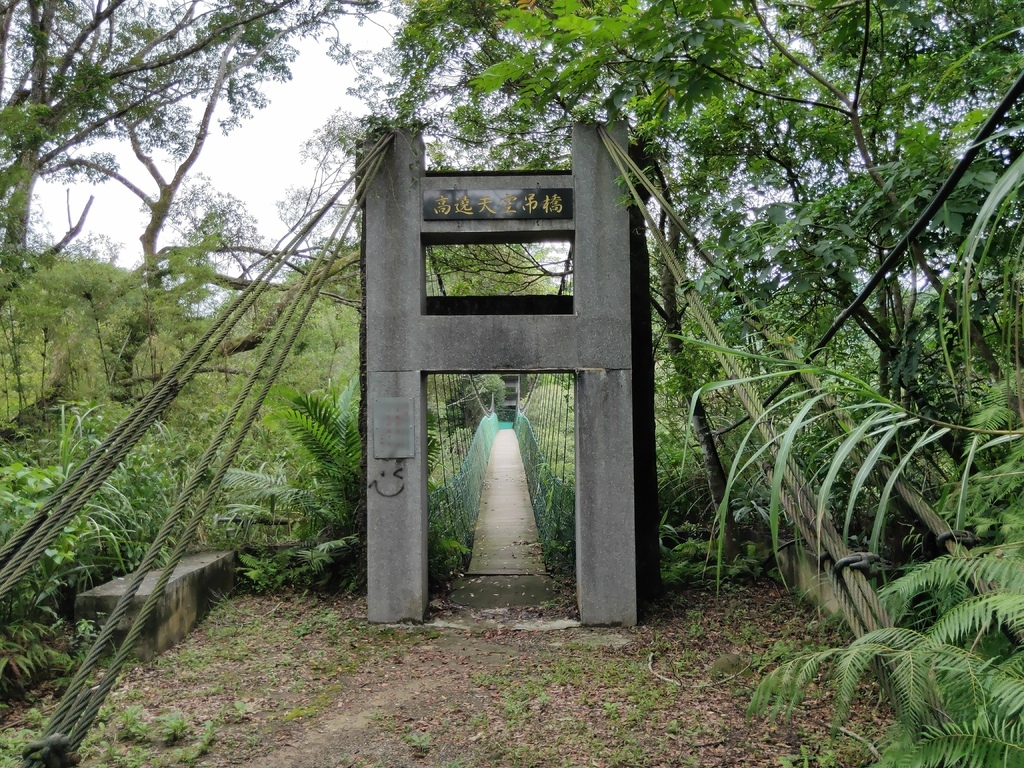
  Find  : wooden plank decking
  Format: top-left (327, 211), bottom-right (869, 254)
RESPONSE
top-left (449, 429), bottom-right (555, 608)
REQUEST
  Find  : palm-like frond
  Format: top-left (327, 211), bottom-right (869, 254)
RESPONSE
top-left (267, 380), bottom-right (362, 532)
top-left (882, 552), bottom-right (1024, 623)
top-left (293, 536), bottom-right (358, 575)
top-left (885, 719), bottom-right (1024, 768)
top-left (273, 379), bottom-right (361, 486)
top-left (223, 468), bottom-right (315, 507)
top-left (219, 381), bottom-right (362, 544)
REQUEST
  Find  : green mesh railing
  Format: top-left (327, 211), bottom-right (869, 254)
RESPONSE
top-left (514, 412), bottom-right (575, 574)
top-left (428, 413), bottom-right (499, 569)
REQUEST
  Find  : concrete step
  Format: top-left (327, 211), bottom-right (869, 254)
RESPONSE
top-left (75, 551), bottom-right (235, 661)
top-left (448, 574), bottom-right (556, 608)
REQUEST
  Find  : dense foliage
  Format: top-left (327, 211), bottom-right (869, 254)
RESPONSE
top-left (3, 0), bottom-right (1024, 763)
top-left (367, 0), bottom-right (1024, 763)
top-left (0, 0), bottom-right (372, 704)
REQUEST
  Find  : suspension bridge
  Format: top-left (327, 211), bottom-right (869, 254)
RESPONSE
top-left (430, 374), bottom-right (574, 610)
top-left (4, 112), bottom-right (1016, 765)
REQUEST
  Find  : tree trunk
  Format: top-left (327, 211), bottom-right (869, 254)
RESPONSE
top-left (662, 221), bottom-right (682, 357)
top-left (692, 395), bottom-right (739, 562)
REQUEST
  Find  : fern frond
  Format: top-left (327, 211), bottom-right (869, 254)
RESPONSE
top-left (967, 381), bottom-right (1020, 431)
top-left (830, 638), bottom-right (902, 720)
top-left (975, 666), bottom-right (1024, 722)
top-left (928, 592), bottom-right (1024, 646)
top-left (881, 552), bottom-right (1024, 623)
top-left (854, 629), bottom-right (945, 729)
top-left (750, 648), bottom-right (843, 721)
top-left (887, 718), bottom-right (1024, 768)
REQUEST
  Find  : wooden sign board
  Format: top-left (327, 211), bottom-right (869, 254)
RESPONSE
top-left (423, 188), bottom-right (573, 221)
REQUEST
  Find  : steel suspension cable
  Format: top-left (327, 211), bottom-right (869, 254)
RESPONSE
top-left (601, 130), bottom-right (891, 636)
top-left (557, 375), bottom-right (569, 478)
top-left (444, 375), bottom-right (457, 479)
top-left (430, 375), bottom-right (449, 488)
top-left (554, 375), bottom-right (566, 478)
top-left (0, 269), bottom-right (264, 574)
top-left (444, 374), bottom-right (456, 477)
top-left (540, 375), bottom-right (554, 460)
top-left (806, 65), bottom-right (1024, 368)
top-left (519, 374), bottom-right (539, 417)
top-left (554, 377), bottom-right (562, 476)
top-left (468, 374), bottom-right (495, 418)
top-left (444, 375), bottom-right (461, 481)
top-left (0, 143), bottom-right (384, 598)
top-left (53, 208), bottom-right (362, 756)
top-left (553, 376), bottom-right (565, 476)
top-left (457, 375), bottom-right (470, 462)
top-left (562, 376), bottom-right (572, 479)
top-left (21, 135), bottom-right (394, 766)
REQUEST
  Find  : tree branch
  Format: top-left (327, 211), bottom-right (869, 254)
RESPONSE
top-left (126, 122), bottom-right (166, 189)
top-left (0, 1), bottom-right (17, 98)
top-left (37, 93), bottom-right (154, 168)
top-left (168, 28), bottom-right (243, 194)
top-left (125, 365), bottom-right (248, 384)
top-left (749, 1), bottom-right (852, 109)
top-left (54, 0), bottom-right (128, 83)
top-left (55, 158), bottom-right (151, 203)
top-left (48, 193), bottom-right (93, 253)
top-left (853, 0), bottom-right (870, 110)
top-left (320, 290), bottom-right (360, 308)
top-left (683, 50), bottom-right (849, 116)
top-left (108, 1), bottom-right (291, 79)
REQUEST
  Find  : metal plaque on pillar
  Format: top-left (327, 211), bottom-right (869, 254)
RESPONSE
top-left (372, 397), bottom-right (415, 458)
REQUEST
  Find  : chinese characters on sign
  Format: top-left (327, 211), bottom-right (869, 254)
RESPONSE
top-left (423, 188), bottom-right (574, 221)
top-left (372, 397), bottom-right (415, 458)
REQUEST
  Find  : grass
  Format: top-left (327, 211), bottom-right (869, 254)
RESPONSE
top-left (0, 583), bottom-right (889, 767)
top-left (0, 592), bottom-right (432, 768)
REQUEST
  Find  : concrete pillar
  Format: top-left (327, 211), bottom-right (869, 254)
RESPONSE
top-left (365, 132), bottom-right (428, 622)
top-left (576, 370), bottom-right (637, 625)
top-left (572, 124), bottom-right (637, 626)
top-left (363, 126), bottom-right (637, 625)
top-left (366, 372), bottom-right (428, 623)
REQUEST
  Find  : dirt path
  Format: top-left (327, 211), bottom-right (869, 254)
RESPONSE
top-left (250, 627), bottom-right (528, 767)
top-left (1, 583), bottom-right (890, 768)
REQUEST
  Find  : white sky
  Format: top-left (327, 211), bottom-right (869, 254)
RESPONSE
top-left (34, 12), bottom-right (395, 265)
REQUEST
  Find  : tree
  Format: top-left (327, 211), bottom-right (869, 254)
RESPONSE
top-left (0, 0), bottom-right (375, 422)
top-left (379, 0), bottom-right (1024, 409)
top-left (0, 0), bottom-right (374, 297)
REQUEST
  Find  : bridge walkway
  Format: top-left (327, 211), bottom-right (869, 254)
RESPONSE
top-left (449, 429), bottom-right (556, 608)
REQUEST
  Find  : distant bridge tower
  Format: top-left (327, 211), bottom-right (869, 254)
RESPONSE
top-left (501, 375), bottom-right (520, 412)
